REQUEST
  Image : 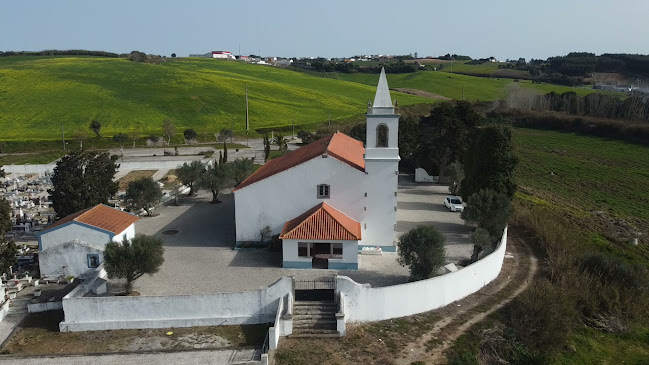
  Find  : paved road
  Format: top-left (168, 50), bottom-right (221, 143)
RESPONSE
top-left (0, 347), bottom-right (261, 365)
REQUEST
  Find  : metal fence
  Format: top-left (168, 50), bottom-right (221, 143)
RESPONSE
top-left (294, 278), bottom-right (336, 291)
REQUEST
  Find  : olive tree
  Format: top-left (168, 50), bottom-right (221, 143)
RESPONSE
top-left (398, 225), bottom-right (446, 281)
top-left (104, 235), bottom-right (165, 294)
top-left (175, 160), bottom-right (204, 196)
top-left (126, 177), bottom-right (162, 216)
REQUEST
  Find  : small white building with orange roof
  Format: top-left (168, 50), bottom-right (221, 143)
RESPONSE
top-left (37, 204), bottom-right (139, 279)
top-left (233, 69), bottom-right (400, 270)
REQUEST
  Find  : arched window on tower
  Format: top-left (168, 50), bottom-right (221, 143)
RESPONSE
top-left (376, 124), bottom-right (389, 147)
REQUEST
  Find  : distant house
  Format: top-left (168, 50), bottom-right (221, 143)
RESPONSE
top-left (212, 51), bottom-right (235, 60)
top-left (37, 204), bottom-right (139, 279)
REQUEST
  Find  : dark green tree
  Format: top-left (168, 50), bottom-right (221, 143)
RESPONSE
top-left (176, 160), bottom-right (204, 196)
top-left (461, 189), bottom-right (511, 241)
top-left (163, 119), bottom-right (175, 145)
top-left (126, 178), bottom-right (162, 216)
top-left (199, 164), bottom-right (234, 203)
top-left (297, 130), bottom-right (314, 145)
top-left (461, 125), bottom-right (517, 200)
top-left (447, 161), bottom-right (464, 195)
top-left (263, 133), bottom-right (271, 161)
top-left (398, 225), bottom-right (446, 281)
top-left (223, 141), bottom-right (228, 163)
top-left (90, 120), bottom-right (102, 137)
top-left (171, 53), bottom-right (176, 58)
top-left (113, 133), bottom-right (129, 156)
top-left (0, 199), bottom-right (18, 275)
top-left (48, 151), bottom-right (119, 218)
top-left (469, 227), bottom-right (491, 263)
top-left (420, 101), bottom-right (480, 175)
top-left (104, 235), bottom-right (165, 294)
top-left (183, 128), bottom-right (197, 143)
top-left (231, 158), bottom-right (255, 186)
top-left (398, 116), bottom-right (421, 171)
top-left (219, 128), bottom-right (233, 142)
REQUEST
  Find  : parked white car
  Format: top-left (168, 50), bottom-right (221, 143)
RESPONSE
top-left (444, 196), bottom-right (464, 212)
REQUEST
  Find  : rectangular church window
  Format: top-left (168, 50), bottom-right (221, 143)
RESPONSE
top-left (298, 242), bottom-right (310, 257)
top-left (332, 243), bottom-right (343, 256)
top-left (317, 184), bottom-right (330, 199)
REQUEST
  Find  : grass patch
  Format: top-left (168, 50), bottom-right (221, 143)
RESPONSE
top-left (0, 151), bottom-right (65, 165)
top-left (0, 56), bottom-right (428, 142)
top-left (275, 313), bottom-right (440, 365)
top-left (117, 170), bottom-right (156, 191)
top-left (334, 71), bottom-right (605, 102)
top-left (1, 311), bottom-right (269, 355)
top-left (513, 127), bottom-right (649, 244)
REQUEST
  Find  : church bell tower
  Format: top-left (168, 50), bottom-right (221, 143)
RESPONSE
top-left (362, 67), bottom-right (400, 249)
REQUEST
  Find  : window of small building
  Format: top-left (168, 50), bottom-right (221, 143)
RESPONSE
top-left (298, 242), bottom-right (311, 257)
top-left (332, 243), bottom-right (343, 256)
top-left (317, 184), bottom-right (330, 199)
top-left (87, 254), bottom-right (100, 268)
top-left (376, 124), bottom-right (389, 147)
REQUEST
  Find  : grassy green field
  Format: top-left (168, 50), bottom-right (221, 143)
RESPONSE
top-left (334, 71), bottom-right (601, 101)
top-left (513, 128), bottom-right (649, 224)
top-left (0, 56), bottom-right (429, 142)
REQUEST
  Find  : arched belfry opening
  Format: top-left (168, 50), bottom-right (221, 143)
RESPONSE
top-left (376, 124), bottom-right (389, 147)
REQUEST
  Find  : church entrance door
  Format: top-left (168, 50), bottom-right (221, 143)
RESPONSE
top-left (312, 243), bottom-right (331, 269)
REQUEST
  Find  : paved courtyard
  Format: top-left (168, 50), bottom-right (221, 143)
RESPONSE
top-left (131, 176), bottom-right (471, 296)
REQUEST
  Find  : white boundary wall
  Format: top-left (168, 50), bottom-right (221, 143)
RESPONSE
top-left (336, 227), bottom-right (508, 322)
top-left (3, 158), bottom-right (211, 175)
top-left (59, 272), bottom-right (293, 332)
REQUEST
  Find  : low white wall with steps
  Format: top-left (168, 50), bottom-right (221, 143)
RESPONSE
top-left (60, 266), bottom-right (293, 332)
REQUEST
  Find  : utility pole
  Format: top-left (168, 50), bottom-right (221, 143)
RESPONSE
top-left (245, 85), bottom-right (249, 131)
top-left (292, 118), bottom-right (295, 139)
top-left (61, 124), bottom-right (65, 151)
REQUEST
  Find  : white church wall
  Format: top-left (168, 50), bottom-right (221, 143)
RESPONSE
top-left (337, 227), bottom-right (508, 322)
top-left (234, 156), bottom-right (366, 243)
top-left (282, 239), bottom-right (358, 269)
top-left (39, 223), bottom-right (111, 252)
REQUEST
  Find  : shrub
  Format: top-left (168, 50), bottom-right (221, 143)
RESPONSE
top-left (461, 189), bottom-right (511, 242)
top-left (268, 235), bottom-right (282, 252)
top-left (398, 225), bottom-right (446, 281)
top-left (504, 279), bottom-right (577, 353)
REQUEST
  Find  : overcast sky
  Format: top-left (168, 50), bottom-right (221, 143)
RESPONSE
top-left (2, 0), bottom-right (648, 60)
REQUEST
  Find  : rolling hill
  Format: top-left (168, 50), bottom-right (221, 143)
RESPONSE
top-left (334, 71), bottom-right (605, 101)
top-left (0, 56), bottom-right (429, 141)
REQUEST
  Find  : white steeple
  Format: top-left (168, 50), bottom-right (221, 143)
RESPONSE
top-left (373, 68), bottom-right (392, 108)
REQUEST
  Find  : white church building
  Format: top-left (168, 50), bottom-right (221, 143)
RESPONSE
top-left (233, 68), bottom-right (399, 270)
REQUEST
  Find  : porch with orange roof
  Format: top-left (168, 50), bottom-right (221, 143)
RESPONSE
top-left (279, 202), bottom-right (361, 270)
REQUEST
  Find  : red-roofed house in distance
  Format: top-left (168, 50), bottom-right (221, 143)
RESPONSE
top-left (37, 204), bottom-right (139, 280)
top-left (233, 68), bottom-right (400, 270)
top-left (212, 51), bottom-right (235, 60)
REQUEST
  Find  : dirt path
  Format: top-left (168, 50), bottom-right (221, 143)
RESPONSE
top-left (391, 88), bottom-right (451, 101)
top-left (396, 229), bottom-right (538, 365)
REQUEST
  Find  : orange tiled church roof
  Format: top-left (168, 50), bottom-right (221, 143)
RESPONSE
top-left (280, 202), bottom-right (361, 241)
top-left (233, 132), bottom-right (365, 191)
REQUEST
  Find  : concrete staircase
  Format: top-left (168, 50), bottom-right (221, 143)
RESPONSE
top-left (290, 301), bottom-right (339, 338)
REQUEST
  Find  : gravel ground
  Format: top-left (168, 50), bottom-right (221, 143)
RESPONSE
top-left (129, 176), bottom-right (471, 296)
